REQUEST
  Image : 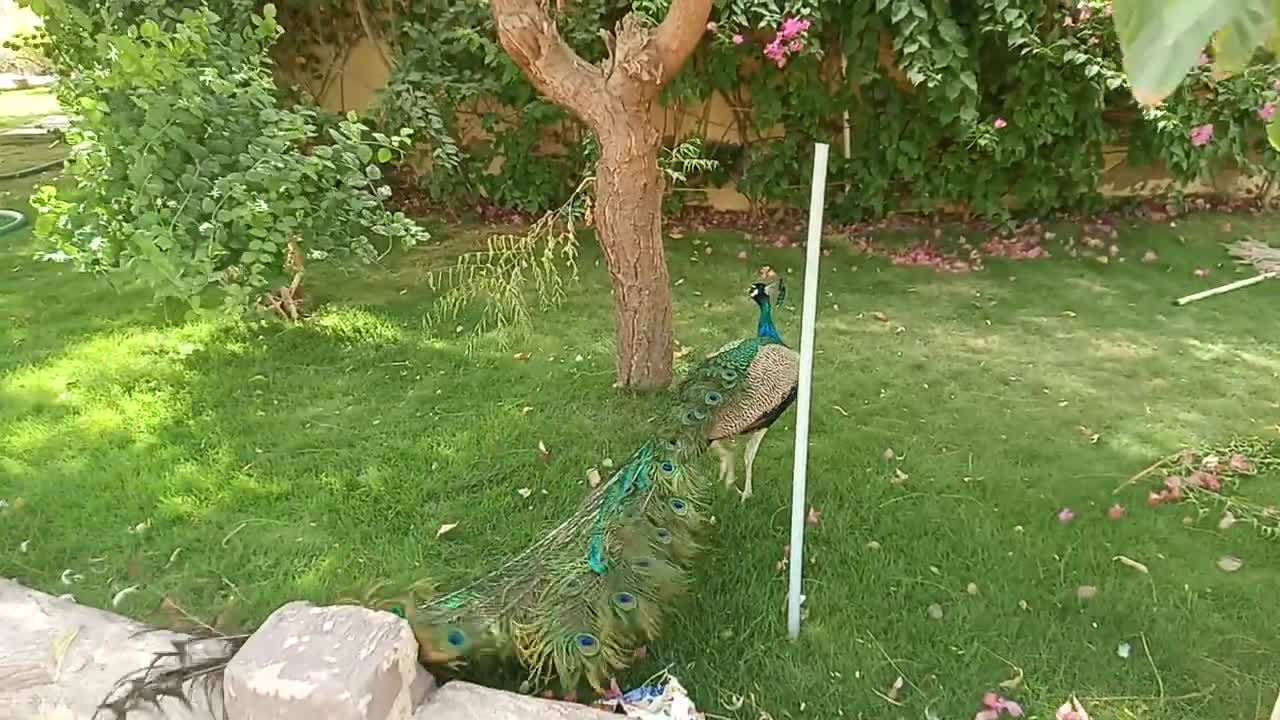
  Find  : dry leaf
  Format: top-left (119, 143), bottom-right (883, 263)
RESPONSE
top-left (435, 523), bottom-right (458, 539)
top-left (1116, 642), bottom-right (1131, 659)
top-left (872, 311), bottom-right (890, 322)
top-left (50, 628), bottom-right (79, 681)
top-left (926, 603), bottom-right (944, 620)
top-left (513, 351), bottom-right (532, 361)
top-left (521, 406), bottom-right (534, 415)
top-left (882, 448), bottom-right (896, 461)
top-left (60, 569), bottom-right (82, 585)
top-left (1218, 511), bottom-right (1236, 530)
top-left (517, 488), bottom-right (533, 499)
top-left (865, 540), bottom-right (882, 551)
top-left (1217, 555), bottom-right (1243, 572)
top-left (832, 404), bottom-right (849, 417)
top-left (1076, 585), bottom-right (1098, 601)
top-left (891, 468), bottom-right (909, 484)
top-left (587, 468), bottom-right (602, 488)
top-left (998, 666), bottom-right (1024, 691)
top-left (19, 539), bottom-right (30, 553)
top-left (536, 441), bottom-right (550, 461)
top-left (1113, 555), bottom-right (1149, 574)
top-left (966, 582), bottom-right (979, 595)
top-left (887, 675), bottom-right (904, 701)
top-left (112, 585), bottom-right (141, 607)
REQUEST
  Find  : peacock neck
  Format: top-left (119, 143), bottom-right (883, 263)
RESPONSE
top-left (755, 297), bottom-right (782, 343)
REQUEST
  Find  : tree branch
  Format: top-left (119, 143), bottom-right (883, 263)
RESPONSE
top-left (490, 0), bottom-right (607, 124)
top-left (654, 0), bottom-right (714, 85)
top-left (353, 0), bottom-right (394, 72)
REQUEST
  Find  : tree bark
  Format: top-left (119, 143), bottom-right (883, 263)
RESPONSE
top-left (490, 0), bottom-right (713, 390)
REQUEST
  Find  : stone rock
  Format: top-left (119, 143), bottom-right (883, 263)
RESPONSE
top-left (0, 577), bottom-right (220, 720)
top-left (414, 682), bottom-right (617, 720)
top-left (223, 601), bottom-right (434, 720)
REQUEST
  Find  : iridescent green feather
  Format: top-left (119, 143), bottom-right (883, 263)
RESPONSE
top-left (383, 336), bottom-right (768, 693)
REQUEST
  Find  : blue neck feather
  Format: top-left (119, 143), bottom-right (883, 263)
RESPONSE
top-left (755, 296), bottom-right (782, 343)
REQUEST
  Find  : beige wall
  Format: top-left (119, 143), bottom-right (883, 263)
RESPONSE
top-left (283, 36), bottom-right (1275, 211)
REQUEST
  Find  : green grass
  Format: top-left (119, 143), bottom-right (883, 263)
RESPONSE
top-left (3, 144), bottom-right (1280, 716)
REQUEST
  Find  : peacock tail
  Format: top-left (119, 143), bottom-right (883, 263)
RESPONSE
top-left (100, 285), bottom-right (797, 716)
top-left (377, 332), bottom-right (789, 693)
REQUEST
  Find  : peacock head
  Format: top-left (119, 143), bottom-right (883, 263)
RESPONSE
top-left (748, 278), bottom-right (786, 308)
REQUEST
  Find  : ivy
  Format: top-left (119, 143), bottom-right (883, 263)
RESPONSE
top-left (22, 0), bottom-right (1280, 231)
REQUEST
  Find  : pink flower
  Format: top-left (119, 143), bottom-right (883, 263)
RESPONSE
top-left (1199, 52), bottom-right (1210, 65)
top-left (1273, 79), bottom-right (1280, 91)
top-left (807, 507), bottom-right (822, 527)
top-left (1057, 507), bottom-right (1075, 523)
top-left (731, 33), bottom-right (744, 45)
top-left (779, 17), bottom-right (811, 39)
top-left (1063, 16), bottom-right (1074, 27)
top-left (1261, 103), bottom-right (1277, 122)
top-left (1056, 703), bottom-right (1082, 720)
top-left (978, 693), bottom-right (1024, 719)
top-left (1147, 491), bottom-right (1163, 506)
top-left (706, 21), bottom-right (717, 32)
top-left (1078, 6), bottom-right (1092, 21)
top-left (1189, 123), bottom-right (1215, 147)
top-left (1108, 504), bottom-right (1125, 520)
top-left (994, 117), bottom-right (1008, 129)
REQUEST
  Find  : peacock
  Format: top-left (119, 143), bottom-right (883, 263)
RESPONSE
top-left (707, 279), bottom-right (799, 500)
top-left (100, 279), bottom-right (801, 717)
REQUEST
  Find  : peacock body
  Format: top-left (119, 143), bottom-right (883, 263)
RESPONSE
top-left (102, 281), bottom-right (801, 716)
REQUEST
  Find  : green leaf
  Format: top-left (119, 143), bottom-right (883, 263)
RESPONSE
top-left (366, 165), bottom-right (383, 180)
top-left (376, 147), bottom-right (393, 163)
top-left (1213, 3), bottom-right (1275, 71)
top-left (356, 144), bottom-right (373, 163)
top-left (1268, 116), bottom-right (1280, 151)
top-left (1112, 0), bottom-right (1273, 105)
top-left (262, 3), bottom-right (276, 19)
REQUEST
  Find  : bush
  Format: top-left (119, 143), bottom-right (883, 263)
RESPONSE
top-left (27, 2), bottom-right (428, 319)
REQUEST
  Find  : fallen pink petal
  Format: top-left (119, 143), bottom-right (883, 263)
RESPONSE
top-left (731, 33), bottom-right (744, 45)
top-left (807, 507), bottom-right (822, 527)
top-left (705, 21), bottom-right (717, 31)
top-left (994, 117), bottom-right (1008, 129)
top-left (1229, 453), bottom-right (1253, 473)
top-left (1057, 507), bottom-right (1075, 523)
top-left (1108, 504), bottom-right (1125, 520)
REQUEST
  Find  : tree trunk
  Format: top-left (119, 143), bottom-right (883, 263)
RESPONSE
top-left (489, 0), bottom-right (713, 389)
top-left (594, 119), bottom-right (673, 388)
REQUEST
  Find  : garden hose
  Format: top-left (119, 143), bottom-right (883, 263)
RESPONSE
top-left (0, 209), bottom-right (29, 237)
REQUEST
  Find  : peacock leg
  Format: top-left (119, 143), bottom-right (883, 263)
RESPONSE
top-left (712, 439), bottom-right (736, 491)
top-left (741, 428), bottom-right (768, 501)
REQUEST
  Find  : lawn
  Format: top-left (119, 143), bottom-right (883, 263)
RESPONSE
top-left (2, 104), bottom-right (1279, 718)
top-left (0, 88), bottom-right (60, 131)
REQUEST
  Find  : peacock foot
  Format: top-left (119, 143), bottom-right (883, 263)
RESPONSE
top-left (739, 487), bottom-right (753, 501)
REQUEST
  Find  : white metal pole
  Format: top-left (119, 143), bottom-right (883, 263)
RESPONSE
top-left (787, 142), bottom-right (828, 640)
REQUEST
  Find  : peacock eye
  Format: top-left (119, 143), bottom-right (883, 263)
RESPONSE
top-left (660, 461), bottom-right (675, 473)
top-left (446, 629), bottom-right (466, 647)
top-left (655, 528), bottom-right (672, 544)
top-left (669, 498), bottom-right (688, 516)
top-left (574, 633), bottom-right (601, 657)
